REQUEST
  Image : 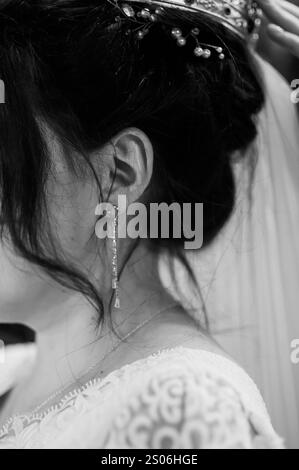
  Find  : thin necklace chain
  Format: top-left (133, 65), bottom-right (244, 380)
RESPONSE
top-left (27, 311), bottom-right (162, 417)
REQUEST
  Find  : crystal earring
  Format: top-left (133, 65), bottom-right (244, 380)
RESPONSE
top-left (112, 204), bottom-right (120, 309)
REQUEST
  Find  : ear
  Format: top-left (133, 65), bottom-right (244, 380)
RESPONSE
top-left (98, 128), bottom-right (154, 205)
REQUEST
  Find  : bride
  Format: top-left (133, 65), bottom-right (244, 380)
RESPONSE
top-left (0, 0), bottom-right (298, 449)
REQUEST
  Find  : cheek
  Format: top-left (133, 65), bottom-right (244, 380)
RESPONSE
top-left (43, 127), bottom-right (100, 259)
top-left (45, 166), bottom-right (99, 259)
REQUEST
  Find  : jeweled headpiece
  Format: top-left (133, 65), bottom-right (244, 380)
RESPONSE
top-left (109, 0), bottom-right (262, 59)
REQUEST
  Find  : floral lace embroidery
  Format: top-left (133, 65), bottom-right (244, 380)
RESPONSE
top-left (0, 347), bottom-right (284, 449)
top-left (105, 370), bottom-right (254, 449)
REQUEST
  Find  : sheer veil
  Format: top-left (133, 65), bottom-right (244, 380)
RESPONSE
top-left (161, 54), bottom-right (299, 448)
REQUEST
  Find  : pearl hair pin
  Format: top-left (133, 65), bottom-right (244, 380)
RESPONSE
top-left (170, 25), bottom-right (225, 59)
top-left (113, 1), bottom-right (226, 59)
top-left (109, 0), bottom-right (262, 60)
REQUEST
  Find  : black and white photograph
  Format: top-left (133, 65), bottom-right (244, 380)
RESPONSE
top-left (0, 0), bottom-right (298, 452)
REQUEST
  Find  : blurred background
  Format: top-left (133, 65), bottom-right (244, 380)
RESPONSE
top-left (258, 0), bottom-right (299, 87)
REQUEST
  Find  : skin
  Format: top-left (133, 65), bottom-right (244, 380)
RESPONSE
top-left (6, 1), bottom-right (297, 429)
top-left (257, 0), bottom-right (299, 58)
top-left (0, 125), bottom-right (223, 427)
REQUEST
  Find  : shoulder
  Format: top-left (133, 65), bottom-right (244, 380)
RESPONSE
top-left (103, 348), bottom-right (284, 449)
top-left (0, 348), bottom-right (284, 449)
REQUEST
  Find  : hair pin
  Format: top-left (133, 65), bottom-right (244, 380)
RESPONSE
top-left (111, 1), bottom-right (227, 59)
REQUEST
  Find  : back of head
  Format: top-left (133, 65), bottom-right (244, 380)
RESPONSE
top-left (0, 0), bottom-right (265, 321)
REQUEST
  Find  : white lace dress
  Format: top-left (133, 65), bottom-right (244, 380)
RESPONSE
top-left (0, 346), bottom-right (284, 449)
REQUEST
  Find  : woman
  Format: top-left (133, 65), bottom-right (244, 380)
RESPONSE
top-left (170, 0), bottom-right (299, 449)
top-left (0, 0), bottom-right (297, 449)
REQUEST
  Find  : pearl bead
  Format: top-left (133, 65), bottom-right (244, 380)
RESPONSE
top-left (194, 46), bottom-right (203, 57)
top-left (122, 5), bottom-right (135, 18)
top-left (140, 9), bottom-right (150, 18)
top-left (137, 30), bottom-right (145, 39)
top-left (177, 37), bottom-right (186, 46)
top-left (203, 49), bottom-right (211, 58)
top-left (171, 28), bottom-right (182, 38)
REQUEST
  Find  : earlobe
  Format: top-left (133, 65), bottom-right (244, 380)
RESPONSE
top-left (108, 128), bottom-right (154, 205)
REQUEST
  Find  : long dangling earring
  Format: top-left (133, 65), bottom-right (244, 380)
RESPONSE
top-left (112, 204), bottom-right (120, 309)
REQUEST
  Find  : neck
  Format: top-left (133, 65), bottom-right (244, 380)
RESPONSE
top-left (0, 240), bottom-right (176, 349)
top-left (0, 241), bottom-right (183, 418)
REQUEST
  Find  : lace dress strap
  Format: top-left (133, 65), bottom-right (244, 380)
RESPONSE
top-left (102, 347), bottom-right (284, 449)
top-left (0, 347), bottom-right (285, 448)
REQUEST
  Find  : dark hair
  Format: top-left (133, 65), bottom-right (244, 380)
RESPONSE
top-left (0, 0), bottom-right (264, 325)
